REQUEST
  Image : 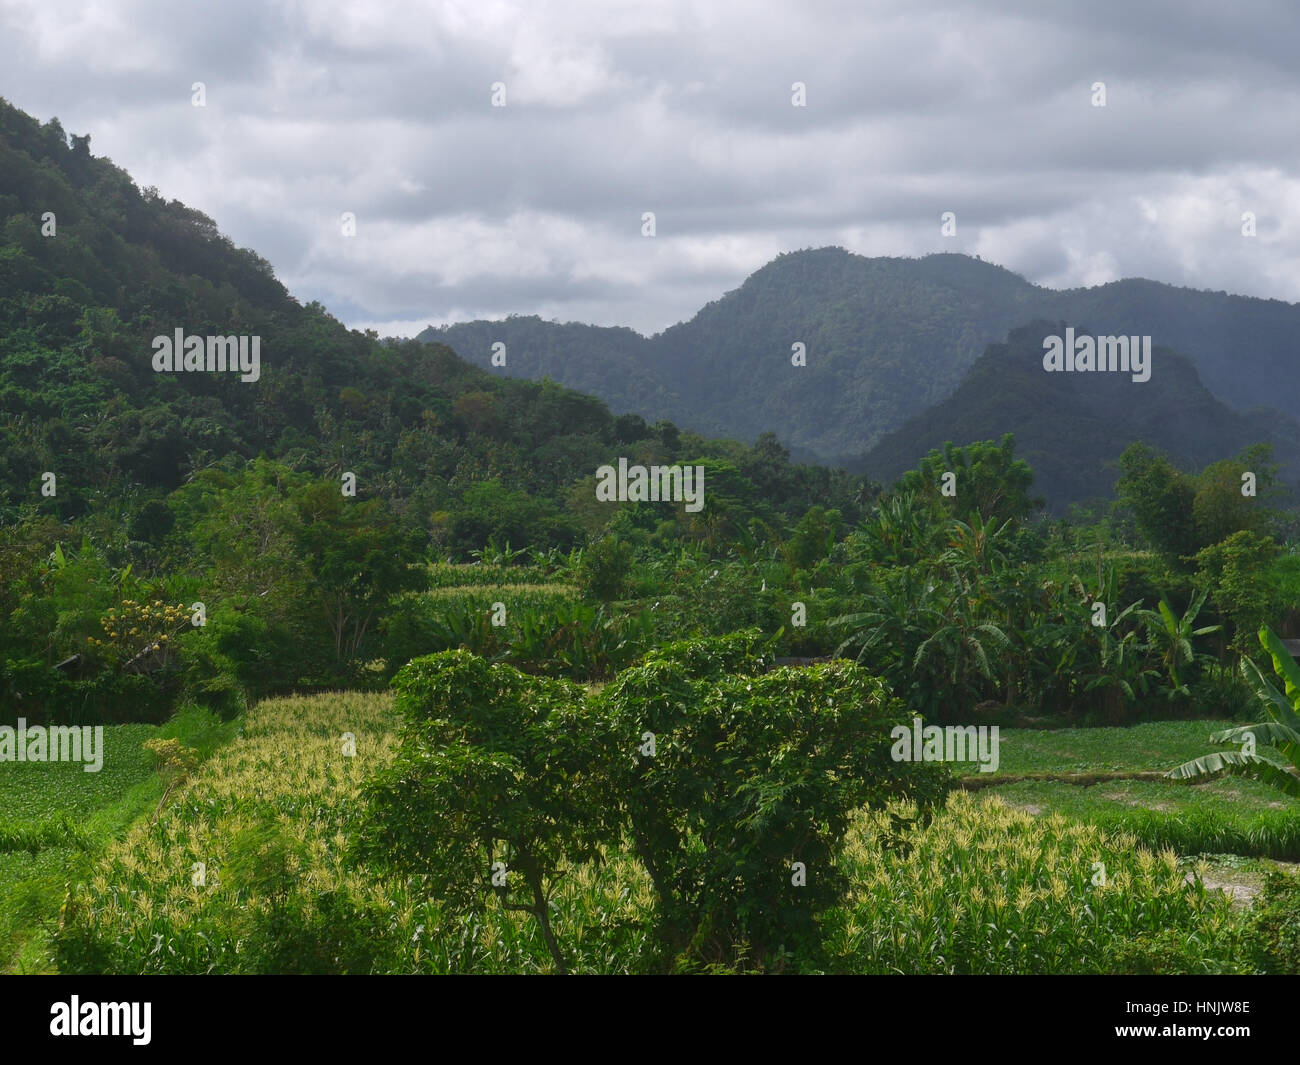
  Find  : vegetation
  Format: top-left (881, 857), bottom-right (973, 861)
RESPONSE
top-left (422, 249), bottom-right (1300, 476)
top-left (4, 96), bottom-right (1300, 976)
top-left (1168, 625), bottom-right (1300, 796)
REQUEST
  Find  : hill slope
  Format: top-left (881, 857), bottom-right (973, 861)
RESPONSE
top-left (861, 322), bottom-right (1300, 511)
top-left (0, 96), bottom-right (855, 534)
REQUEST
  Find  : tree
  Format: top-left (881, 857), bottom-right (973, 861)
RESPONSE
top-left (1193, 454), bottom-right (1268, 547)
top-left (355, 651), bottom-right (613, 973)
top-left (291, 482), bottom-right (424, 667)
top-left (1194, 530), bottom-right (1280, 651)
top-left (784, 505), bottom-right (841, 572)
top-left (575, 535), bottom-right (633, 602)
top-left (1116, 443), bottom-right (1198, 564)
top-left (594, 633), bottom-right (949, 969)
top-left (1136, 590), bottom-right (1221, 697)
top-left (895, 435), bottom-right (1040, 526)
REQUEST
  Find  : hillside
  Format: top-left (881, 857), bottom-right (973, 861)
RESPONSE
top-left (861, 322), bottom-right (1300, 511)
top-left (420, 248), bottom-right (1300, 467)
top-left (423, 249), bottom-right (1045, 464)
top-left (0, 96), bottom-right (854, 536)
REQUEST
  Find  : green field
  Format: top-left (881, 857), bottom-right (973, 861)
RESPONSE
top-left (956, 719), bottom-right (1253, 777)
top-left (0, 707), bottom-right (237, 973)
top-left (37, 698), bottom-right (1294, 974)
top-left (942, 720), bottom-right (1300, 860)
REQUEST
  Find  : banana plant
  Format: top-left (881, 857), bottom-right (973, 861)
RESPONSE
top-left (1166, 625), bottom-right (1300, 797)
top-left (1137, 589), bottom-right (1221, 695)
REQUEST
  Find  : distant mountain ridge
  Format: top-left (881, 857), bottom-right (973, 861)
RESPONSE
top-left (860, 321), bottom-right (1300, 511)
top-left (417, 248), bottom-right (1300, 467)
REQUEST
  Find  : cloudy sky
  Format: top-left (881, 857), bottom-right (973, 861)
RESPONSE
top-left (3, 0), bottom-right (1298, 337)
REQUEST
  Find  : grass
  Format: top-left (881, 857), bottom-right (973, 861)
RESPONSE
top-left (953, 719), bottom-right (1251, 777)
top-left (989, 777), bottom-right (1300, 859)
top-left (426, 562), bottom-right (573, 590)
top-left (55, 690), bottom-right (654, 974)
top-left (944, 719), bottom-right (1300, 860)
top-left (0, 704), bottom-right (237, 973)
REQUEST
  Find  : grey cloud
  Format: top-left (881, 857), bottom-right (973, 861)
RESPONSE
top-left (0, 0), bottom-right (1296, 338)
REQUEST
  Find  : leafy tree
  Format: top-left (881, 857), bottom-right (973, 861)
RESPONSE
top-left (594, 634), bottom-right (949, 969)
top-left (1194, 530), bottom-right (1280, 650)
top-left (895, 435), bottom-right (1040, 525)
top-left (1116, 443), bottom-right (1198, 564)
top-left (292, 482), bottom-right (424, 669)
top-left (355, 651), bottom-right (613, 972)
top-left (1136, 590), bottom-right (1221, 697)
top-left (784, 505), bottom-right (842, 572)
top-left (575, 536), bottom-right (633, 602)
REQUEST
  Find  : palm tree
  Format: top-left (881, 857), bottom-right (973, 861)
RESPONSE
top-left (1166, 625), bottom-right (1300, 797)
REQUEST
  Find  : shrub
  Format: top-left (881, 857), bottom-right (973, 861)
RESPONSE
top-left (576, 536), bottom-right (633, 602)
top-left (594, 640), bottom-right (950, 970)
top-left (1245, 870), bottom-right (1300, 973)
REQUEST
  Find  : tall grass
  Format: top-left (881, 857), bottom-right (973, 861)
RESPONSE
top-left (990, 778), bottom-right (1300, 860)
top-left (0, 703), bottom-right (236, 973)
top-left (54, 692), bottom-right (653, 974)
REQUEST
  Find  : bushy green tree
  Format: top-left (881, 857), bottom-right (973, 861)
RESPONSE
top-left (593, 634), bottom-right (949, 969)
top-left (1116, 443), bottom-right (1199, 563)
top-left (575, 536), bottom-right (634, 602)
top-left (354, 651), bottom-right (613, 973)
top-left (895, 434), bottom-right (1039, 525)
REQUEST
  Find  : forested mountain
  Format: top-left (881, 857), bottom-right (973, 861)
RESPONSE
top-left (420, 248), bottom-right (1300, 467)
top-left (861, 322), bottom-right (1300, 511)
top-left (0, 96), bottom-right (857, 543)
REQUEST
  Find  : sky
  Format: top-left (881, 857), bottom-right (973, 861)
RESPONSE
top-left (2, 0), bottom-right (1299, 338)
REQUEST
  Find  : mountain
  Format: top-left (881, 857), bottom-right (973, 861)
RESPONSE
top-left (421, 249), bottom-right (1043, 465)
top-left (860, 322), bottom-right (1300, 511)
top-left (418, 248), bottom-right (1300, 467)
top-left (0, 96), bottom-right (859, 539)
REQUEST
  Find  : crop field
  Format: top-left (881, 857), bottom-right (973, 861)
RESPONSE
top-left (0, 707), bottom-right (237, 973)
top-left (38, 692), bottom-right (1286, 975)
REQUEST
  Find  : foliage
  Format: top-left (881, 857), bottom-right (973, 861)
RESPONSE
top-left (593, 640), bottom-right (951, 969)
top-left (1245, 871), bottom-right (1300, 973)
top-left (355, 652), bottom-right (610, 973)
top-left (575, 536), bottom-right (633, 602)
top-left (824, 793), bottom-right (1244, 974)
top-left (1167, 625), bottom-right (1300, 796)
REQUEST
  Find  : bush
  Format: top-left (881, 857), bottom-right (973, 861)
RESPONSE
top-left (576, 537), bottom-right (633, 602)
top-left (1246, 870), bottom-right (1300, 973)
top-left (594, 640), bottom-right (951, 970)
